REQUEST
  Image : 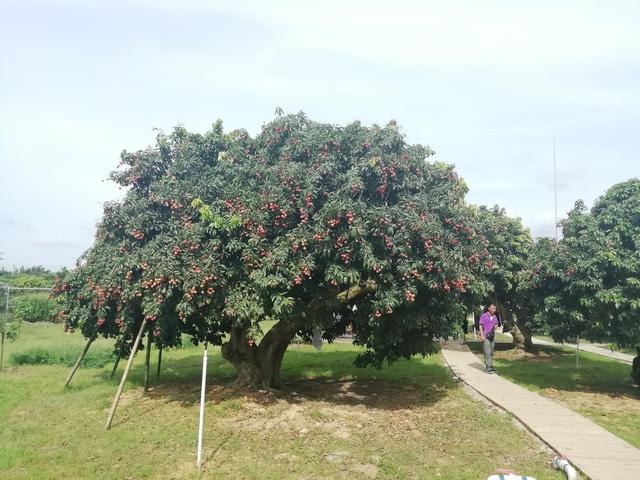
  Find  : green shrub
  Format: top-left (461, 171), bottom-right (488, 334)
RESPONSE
top-left (12, 294), bottom-right (58, 323)
top-left (11, 347), bottom-right (113, 368)
top-left (0, 316), bottom-right (20, 341)
top-left (0, 273), bottom-right (54, 288)
top-left (12, 274), bottom-right (54, 288)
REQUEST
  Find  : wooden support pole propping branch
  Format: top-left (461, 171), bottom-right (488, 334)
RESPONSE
top-left (64, 333), bottom-right (96, 388)
top-left (105, 319), bottom-right (148, 430)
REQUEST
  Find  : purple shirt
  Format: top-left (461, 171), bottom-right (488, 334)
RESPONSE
top-left (479, 312), bottom-right (498, 336)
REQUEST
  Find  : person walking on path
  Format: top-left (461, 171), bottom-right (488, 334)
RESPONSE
top-left (479, 304), bottom-right (499, 374)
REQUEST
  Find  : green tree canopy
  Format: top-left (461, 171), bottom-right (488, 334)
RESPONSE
top-left (543, 179), bottom-right (640, 349)
top-left (474, 206), bottom-right (537, 348)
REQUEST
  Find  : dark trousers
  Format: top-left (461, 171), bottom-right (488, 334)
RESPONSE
top-left (483, 338), bottom-right (495, 371)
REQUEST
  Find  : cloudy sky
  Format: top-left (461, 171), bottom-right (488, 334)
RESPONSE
top-left (1, 0), bottom-right (639, 271)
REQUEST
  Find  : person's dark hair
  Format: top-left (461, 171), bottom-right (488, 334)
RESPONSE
top-left (484, 303), bottom-right (497, 312)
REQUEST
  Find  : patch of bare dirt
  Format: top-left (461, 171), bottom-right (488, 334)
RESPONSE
top-left (207, 379), bottom-right (453, 448)
top-left (543, 387), bottom-right (640, 415)
top-left (491, 348), bottom-right (563, 362)
top-left (113, 379), bottom-right (479, 465)
top-left (352, 463), bottom-right (379, 478)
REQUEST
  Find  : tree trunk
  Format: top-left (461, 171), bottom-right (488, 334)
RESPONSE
top-left (492, 297), bottom-right (525, 350)
top-left (221, 327), bottom-right (262, 386)
top-left (631, 348), bottom-right (640, 386)
top-left (511, 307), bottom-right (535, 352)
top-left (109, 353), bottom-right (122, 380)
top-left (156, 344), bottom-right (162, 379)
top-left (518, 323), bottom-right (534, 352)
top-left (110, 341), bottom-right (127, 380)
top-left (509, 322), bottom-right (526, 350)
top-left (257, 321), bottom-right (297, 388)
top-left (221, 320), bottom-right (297, 389)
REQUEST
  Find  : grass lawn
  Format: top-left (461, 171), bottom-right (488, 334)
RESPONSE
top-left (0, 324), bottom-right (564, 480)
top-left (467, 340), bottom-right (640, 448)
top-left (464, 330), bottom-right (513, 344)
top-left (464, 320), bottom-right (514, 344)
top-left (534, 335), bottom-right (638, 356)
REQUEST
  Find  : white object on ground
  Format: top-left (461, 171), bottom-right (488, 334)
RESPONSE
top-left (553, 456), bottom-right (579, 480)
top-left (196, 343), bottom-right (208, 469)
top-left (487, 473), bottom-right (536, 480)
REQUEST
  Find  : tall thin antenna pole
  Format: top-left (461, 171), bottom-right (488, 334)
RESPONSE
top-left (554, 136), bottom-right (558, 242)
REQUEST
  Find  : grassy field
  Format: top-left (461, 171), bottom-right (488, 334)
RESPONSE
top-left (0, 324), bottom-right (565, 480)
top-left (468, 340), bottom-right (640, 448)
top-left (464, 330), bottom-right (513, 344)
top-left (534, 335), bottom-right (637, 356)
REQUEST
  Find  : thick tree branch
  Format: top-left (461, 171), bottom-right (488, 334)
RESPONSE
top-left (336, 280), bottom-right (377, 303)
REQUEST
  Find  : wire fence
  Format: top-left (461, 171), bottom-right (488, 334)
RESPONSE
top-left (0, 283), bottom-right (53, 370)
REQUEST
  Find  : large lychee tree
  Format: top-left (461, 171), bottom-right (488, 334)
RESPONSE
top-left (53, 114), bottom-right (490, 388)
top-left (474, 205), bottom-right (536, 350)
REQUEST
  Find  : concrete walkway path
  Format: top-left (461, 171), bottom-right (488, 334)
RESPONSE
top-left (532, 337), bottom-right (635, 364)
top-left (441, 341), bottom-right (640, 480)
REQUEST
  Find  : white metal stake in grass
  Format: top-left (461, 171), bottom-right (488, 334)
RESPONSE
top-left (576, 335), bottom-right (580, 369)
top-left (196, 343), bottom-right (208, 469)
top-left (0, 330), bottom-right (4, 372)
top-left (1, 286), bottom-right (8, 371)
top-left (143, 330), bottom-right (152, 393)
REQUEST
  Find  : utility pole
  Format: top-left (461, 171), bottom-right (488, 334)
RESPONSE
top-left (554, 137), bottom-right (558, 242)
